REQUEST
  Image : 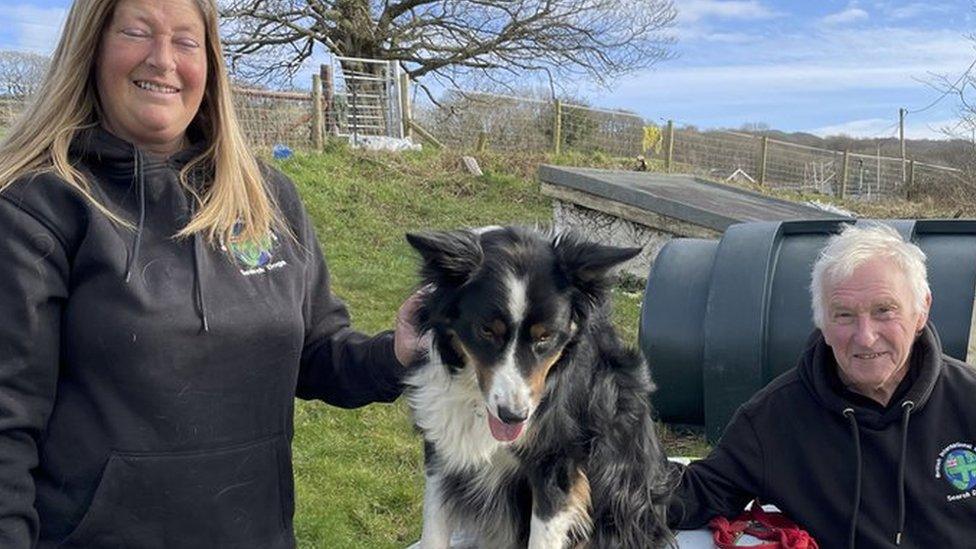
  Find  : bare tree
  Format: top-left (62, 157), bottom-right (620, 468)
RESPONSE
top-left (0, 51), bottom-right (49, 97)
top-left (218, 0), bottom-right (676, 91)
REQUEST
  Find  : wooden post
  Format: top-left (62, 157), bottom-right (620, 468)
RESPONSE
top-left (321, 64), bottom-right (336, 135)
top-left (553, 100), bottom-right (563, 155)
top-left (839, 150), bottom-right (850, 199)
top-left (899, 107), bottom-right (907, 185)
top-left (665, 120), bottom-right (675, 173)
top-left (476, 131), bottom-right (489, 153)
top-left (399, 72), bottom-right (411, 139)
top-left (408, 120), bottom-right (444, 149)
top-left (758, 136), bottom-right (769, 186)
top-left (312, 74), bottom-right (323, 150)
top-left (907, 160), bottom-right (916, 199)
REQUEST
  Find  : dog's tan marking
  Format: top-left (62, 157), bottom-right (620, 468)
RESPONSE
top-left (528, 348), bottom-right (565, 398)
top-left (567, 470), bottom-right (593, 540)
top-left (489, 318), bottom-right (507, 339)
top-left (529, 323), bottom-right (550, 341)
top-left (454, 336), bottom-right (494, 396)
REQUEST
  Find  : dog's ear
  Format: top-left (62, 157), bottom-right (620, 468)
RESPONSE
top-left (554, 234), bottom-right (640, 307)
top-left (406, 230), bottom-right (484, 287)
top-left (554, 235), bottom-right (641, 284)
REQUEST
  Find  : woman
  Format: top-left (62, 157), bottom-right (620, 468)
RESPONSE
top-left (0, 1), bottom-right (423, 547)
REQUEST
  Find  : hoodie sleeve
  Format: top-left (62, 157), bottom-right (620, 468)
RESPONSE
top-left (667, 406), bottom-right (766, 529)
top-left (293, 198), bottom-right (405, 409)
top-left (0, 197), bottom-right (67, 548)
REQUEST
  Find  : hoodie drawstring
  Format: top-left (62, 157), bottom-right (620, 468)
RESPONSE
top-left (123, 146), bottom-right (209, 334)
top-left (895, 400), bottom-right (915, 545)
top-left (124, 148), bottom-right (146, 283)
top-left (844, 401), bottom-right (916, 549)
top-left (843, 408), bottom-right (862, 549)
top-left (188, 200), bottom-right (210, 334)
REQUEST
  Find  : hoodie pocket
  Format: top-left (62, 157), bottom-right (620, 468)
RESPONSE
top-left (61, 434), bottom-right (289, 548)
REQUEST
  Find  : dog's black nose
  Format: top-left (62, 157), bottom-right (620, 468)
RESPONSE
top-left (497, 406), bottom-right (528, 424)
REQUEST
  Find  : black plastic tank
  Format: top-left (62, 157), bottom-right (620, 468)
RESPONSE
top-left (639, 219), bottom-right (976, 442)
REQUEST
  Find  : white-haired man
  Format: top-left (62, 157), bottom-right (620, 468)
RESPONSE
top-left (668, 223), bottom-right (976, 547)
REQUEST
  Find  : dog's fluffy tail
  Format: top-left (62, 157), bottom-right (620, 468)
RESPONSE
top-left (586, 343), bottom-right (680, 548)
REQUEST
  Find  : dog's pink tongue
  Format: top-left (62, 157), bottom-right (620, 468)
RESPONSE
top-left (487, 413), bottom-right (525, 442)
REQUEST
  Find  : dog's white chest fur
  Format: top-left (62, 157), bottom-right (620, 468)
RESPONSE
top-left (406, 345), bottom-right (518, 475)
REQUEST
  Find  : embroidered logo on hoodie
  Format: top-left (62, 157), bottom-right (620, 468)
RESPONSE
top-left (221, 222), bottom-right (287, 276)
top-left (936, 442), bottom-right (976, 501)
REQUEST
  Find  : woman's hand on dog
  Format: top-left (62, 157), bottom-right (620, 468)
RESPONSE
top-left (394, 286), bottom-right (433, 367)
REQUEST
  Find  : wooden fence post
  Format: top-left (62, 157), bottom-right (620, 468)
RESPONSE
top-left (312, 74), bottom-right (323, 150)
top-left (399, 72), bottom-right (411, 139)
top-left (321, 64), bottom-right (336, 136)
top-left (758, 136), bottom-right (769, 186)
top-left (907, 160), bottom-right (916, 199)
top-left (476, 131), bottom-right (489, 153)
top-left (839, 150), bottom-right (850, 199)
top-left (553, 99), bottom-right (563, 155)
top-left (665, 120), bottom-right (675, 173)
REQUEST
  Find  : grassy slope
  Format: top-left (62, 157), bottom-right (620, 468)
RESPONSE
top-left (282, 145), bottom-right (551, 548)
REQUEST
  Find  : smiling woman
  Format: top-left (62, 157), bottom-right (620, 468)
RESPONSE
top-left (96, 0), bottom-right (207, 156)
top-left (0, 1), bottom-right (427, 548)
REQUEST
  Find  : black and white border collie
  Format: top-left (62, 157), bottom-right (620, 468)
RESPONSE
top-left (404, 226), bottom-right (677, 548)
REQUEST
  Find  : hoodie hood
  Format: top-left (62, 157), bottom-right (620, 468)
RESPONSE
top-left (798, 321), bottom-right (941, 430)
top-left (68, 125), bottom-right (213, 331)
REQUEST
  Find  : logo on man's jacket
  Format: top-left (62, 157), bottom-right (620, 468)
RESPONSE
top-left (936, 442), bottom-right (976, 501)
top-left (221, 222), bottom-right (288, 276)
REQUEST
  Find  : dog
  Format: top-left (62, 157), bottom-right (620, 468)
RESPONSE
top-left (404, 226), bottom-right (678, 548)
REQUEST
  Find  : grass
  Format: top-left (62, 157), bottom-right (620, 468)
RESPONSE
top-left (279, 143), bottom-right (709, 547)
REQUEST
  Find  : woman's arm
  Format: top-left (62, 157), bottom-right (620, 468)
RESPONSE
top-left (0, 196), bottom-right (68, 548)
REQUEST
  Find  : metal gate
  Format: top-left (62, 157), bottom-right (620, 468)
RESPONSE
top-left (329, 56), bottom-right (404, 141)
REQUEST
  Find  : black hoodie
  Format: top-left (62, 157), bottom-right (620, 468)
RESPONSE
top-left (0, 127), bottom-right (405, 548)
top-left (669, 323), bottom-right (976, 548)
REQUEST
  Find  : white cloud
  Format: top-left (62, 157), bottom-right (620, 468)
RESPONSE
top-left (0, 5), bottom-right (68, 54)
top-left (678, 0), bottom-right (780, 23)
top-left (887, 3), bottom-right (928, 20)
top-left (809, 117), bottom-right (956, 139)
top-left (822, 7), bottom-right (870, 26)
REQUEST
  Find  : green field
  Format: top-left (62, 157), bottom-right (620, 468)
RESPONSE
top-left (279, 143), bottom-right (707, 547)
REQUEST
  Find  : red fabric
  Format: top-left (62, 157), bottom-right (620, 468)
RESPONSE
top-left (709, 501), bottom-right (819, 549)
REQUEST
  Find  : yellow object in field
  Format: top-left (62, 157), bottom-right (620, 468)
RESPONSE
top-left (643, 126), bottom-right (661, 154)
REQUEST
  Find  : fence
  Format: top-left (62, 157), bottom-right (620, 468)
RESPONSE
top-left (0, 59), bottom-right (405, 150)
top-left (414, 90), bottom-right (644, 158)
top-left (0, 68), bottom-right (968, 201)
top-left (413, 89), bottom-right (965, 200)
top-left (660, 126), bottom-right (964, 199)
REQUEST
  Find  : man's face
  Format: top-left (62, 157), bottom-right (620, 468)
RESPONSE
top-left (821, 257), bottom-right (930, 395)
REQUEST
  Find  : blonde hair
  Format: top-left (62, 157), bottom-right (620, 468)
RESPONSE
top-left (810, 223), bottom-right (930, 329)
top-left (0, 0), bottom-right (279, 246)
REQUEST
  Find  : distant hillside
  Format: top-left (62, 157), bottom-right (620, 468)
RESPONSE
top-left (731, 129), bottom-right (974, 171)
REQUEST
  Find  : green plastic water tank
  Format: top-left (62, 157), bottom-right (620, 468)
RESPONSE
top-left (639, 219), bottom-right (976, 442)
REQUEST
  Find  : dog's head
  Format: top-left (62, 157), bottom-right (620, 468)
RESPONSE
top-left (407, 227), bottom-right (640, 443)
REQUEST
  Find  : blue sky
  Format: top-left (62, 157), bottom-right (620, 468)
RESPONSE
top-left (2, 0), bottom-right (973, 139)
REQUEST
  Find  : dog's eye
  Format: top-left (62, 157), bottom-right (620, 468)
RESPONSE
top-left (533, 333), bottom-right (551, 344)
top-left (478, 325), bottom-right (496, 339)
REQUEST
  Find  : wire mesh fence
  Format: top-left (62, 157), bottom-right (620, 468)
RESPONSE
top-left (0, 70), bottom-right (969, 204)
top-left (0, 96), bottom-right (28, 135)
top-left (414, 90), bottom-right (551, 153)
top-left (651, 127), bottom-right (966, 200)
top-left (560, 103), bottom-right (644, 157)
top-left (233, 88), bottom-right (317, 150)
top-left (413, 90), bottom-right (646, 157)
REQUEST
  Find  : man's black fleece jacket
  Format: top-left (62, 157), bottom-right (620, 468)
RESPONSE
top-left (669, 323), bottom-right (976, 547)
top-left (0, 127), bottom-right (405, 548)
